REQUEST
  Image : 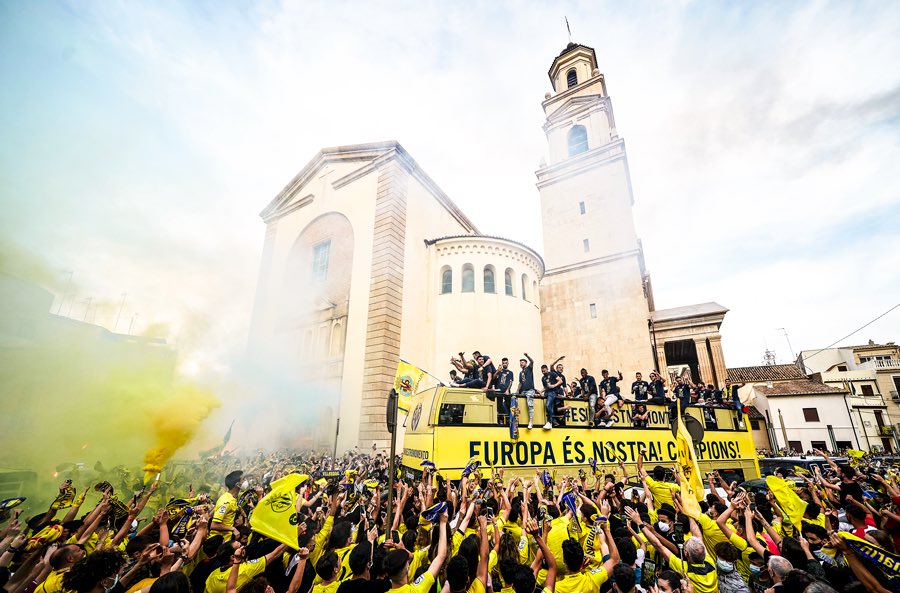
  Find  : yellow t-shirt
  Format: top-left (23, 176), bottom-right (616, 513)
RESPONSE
top-left (546, 516), bottom-right (571, 569)
top-left (311, 581), bottom-right (340, 593)
top-left (407, 548), bottom-right (430, 581)
top-left (667, 554), bottom-right (718, 593)
top-left (467, 578), bottom-right (486, 593)
top-left (400, 571), bottom-right (436, 593)
top-left (728, 531), bottom-right (755, 581)
top-left (695, 513), bottom-right (729, 553)
top-left (211, 492), bottom-right (238, 542)
top-left (553, 568), bottom-right (608, 593)
top-left (34, 569), bottom-right (67, 593)
top-left (204, 558), bottom-right (266, 593)
top-left (644, 477), bottom-right (679, 509)
top-left (310, 516), bottom-right (335, 567)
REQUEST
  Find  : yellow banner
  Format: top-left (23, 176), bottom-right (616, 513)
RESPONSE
top-left (676, 401), bottom-right (705, 507)
top-left (394, 360), bottom-right (425, 414)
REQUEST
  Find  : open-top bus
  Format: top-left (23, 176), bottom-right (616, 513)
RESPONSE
top-left (401, 387), bottom-right (760, 482)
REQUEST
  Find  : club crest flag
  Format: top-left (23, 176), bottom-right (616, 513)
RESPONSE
top-left (839, 531), bottom-right (900, 592)
top-left (766, 475), bottom-right (807, 528)
top-left (394, 360), bottom-right (425, 414)
top-left (675, 402), bottom-right (705, 509)
top-left (249, 473), bottom-right (308, 549)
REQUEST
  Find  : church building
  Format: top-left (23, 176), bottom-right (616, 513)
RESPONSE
top-left (248, 41), bottom-right (730, 451)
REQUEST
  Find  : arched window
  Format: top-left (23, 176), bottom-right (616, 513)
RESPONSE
top-left (483, 265), bottom-right (495, 293)
top-left (441, 266), bottom-right (452, 294)
top-left (566, 68), bottom-right (577, 88)
top-left (568, 125), bottom-right (588, 156)
top-left (505, 268), bottom-right (514, 296)
top-left (533, 280), bottom-right (538, 304)
top-left (462, 264), bottom-right (475, 292)
top-left (521, 274), bottom-right (529, 301)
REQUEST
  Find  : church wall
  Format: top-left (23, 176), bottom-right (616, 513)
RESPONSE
top-left (427, 237), bottom-right (545, 383)
top-left (248, 161), bottom-right (379, 452)
top-left (539, 253), bottom-right (653, 376)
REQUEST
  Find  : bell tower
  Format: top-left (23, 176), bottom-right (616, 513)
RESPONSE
top-left (537, 42), bottom-right (655, 374)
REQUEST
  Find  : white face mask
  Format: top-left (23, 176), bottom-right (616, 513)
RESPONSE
top-left (241, 480), bottom-right (250, 490)
top-left (104, 574), bottom-right (119, 593)
top-left (657, 521), bottom-right (671, 533)
top-left (716, 559), bottom-right (735, 573)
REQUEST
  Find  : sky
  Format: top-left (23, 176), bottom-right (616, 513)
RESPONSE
top-left (2, 0), bottom-right (899, 379)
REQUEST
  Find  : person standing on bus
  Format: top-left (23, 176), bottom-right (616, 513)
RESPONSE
top-left (495, 358), bottom-right (515, 425)
top-left (543, 364), bottom-right (563, 430)
top-left (519, 353), bottom-right (537, 430)
top-left (723, 378), bottom-right (746, 426)
top-left (579, 369), bottom-right (599, 427)
top-left (648, 371), bottom-right (667, 405)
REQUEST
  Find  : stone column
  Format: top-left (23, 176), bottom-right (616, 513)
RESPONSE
top-left (655, 344), bottom-right (667, 374)
top-left (694, 337), bottom-right (714, 386)
top-left (708, 335), bottom-right (727, 387)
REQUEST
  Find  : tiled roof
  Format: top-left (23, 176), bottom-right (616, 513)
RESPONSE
top-left (754, 379), bottom-right (846, 397)
top-left (747, 406), bottom-right (766, 421)
top-left (839, 342), bottom-right (898, 350)
top-left (726, 364), bottom-right (806, 383)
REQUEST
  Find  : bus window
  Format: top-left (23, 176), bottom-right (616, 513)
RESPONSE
top-left (439, 403), bottom-right (465, 425)
top-left (718, 468), bottom-right (745, 484)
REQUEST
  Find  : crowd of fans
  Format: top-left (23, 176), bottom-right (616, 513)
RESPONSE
top-left (447, 352), bottom-right (746, 430)
top-left (1, 447), bottom-right (899, 593)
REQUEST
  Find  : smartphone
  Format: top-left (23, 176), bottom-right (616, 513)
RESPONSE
top-left (673, 521), bottom-right (684, 544)
top-left (391, 530), bottom-right (400, 543)
top-left (749, 502), bottom-right (757, 512)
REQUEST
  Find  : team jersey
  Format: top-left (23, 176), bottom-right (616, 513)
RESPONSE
top-left (728, 532), bottom-right (755, 581)
top-left (211, 492), bottom-right (238, 541)
top-left (644, 477), bottom-right (679, 509)
top-left (310, 516), bottom-right (335, 567)
top-left (311, 582), bottom-right (340, 593)
top-left (204, 558), bottom-right (266, 593)
top-left (667, 553), bottom-right (718, 593)
top-left (34, 569), bottom-right (67, 593)
top-left (401, 572), bottom-right (436, 593)
top-left (695, 513), bottom-right (729, 553)
top-left (553, 567), bottom-right (608, 593)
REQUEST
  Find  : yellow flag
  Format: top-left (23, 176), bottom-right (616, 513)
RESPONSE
top-left (766, 475), bottom-right (807, 528)
top-left (847, 449), bottom-right (865, 458)
top-left (675, 401), bottom-right (704, 512)
top-left (249, 473), bottom-right (308, 549)
top-left (394, 360), bottom-right (425, 414)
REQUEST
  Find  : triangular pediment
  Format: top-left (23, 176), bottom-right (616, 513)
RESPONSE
top-left (545, 95), bottom-right (606, 126)
top-left (260, 141), bottom-right (403, 223)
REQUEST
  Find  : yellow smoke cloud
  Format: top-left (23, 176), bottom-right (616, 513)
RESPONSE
top-left (142, 385), bottom-right (219, 483)
top-left (0, 242), bottom-right (223, 511)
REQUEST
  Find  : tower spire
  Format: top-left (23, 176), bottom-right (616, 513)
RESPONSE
top-left (565, 16), bottom-right (572, 43)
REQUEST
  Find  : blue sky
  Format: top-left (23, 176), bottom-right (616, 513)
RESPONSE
top-left (2, 0), bottom-right (899, 376)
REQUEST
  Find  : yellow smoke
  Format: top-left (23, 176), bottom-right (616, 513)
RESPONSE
top-left (142, 385), bottom-right (219, 483)
top-left (0, 242), bottom-right (223, 512)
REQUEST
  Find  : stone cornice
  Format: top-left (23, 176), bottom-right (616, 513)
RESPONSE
top-left (425, 235), bottom-right (545, 278)
top-left (543, 248), bottom-right (642, 277)
top-left (259, 141), bottom-right (479, 233)
top-left (535, 138), bottom-right (628, 189)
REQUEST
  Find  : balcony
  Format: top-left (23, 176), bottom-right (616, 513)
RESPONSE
top-left (892, 390), bottom-right (900, 403)
top-left (881, 425), bottom-right (896, 436)
top-left (872, 359), bottom-right (900, 369)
